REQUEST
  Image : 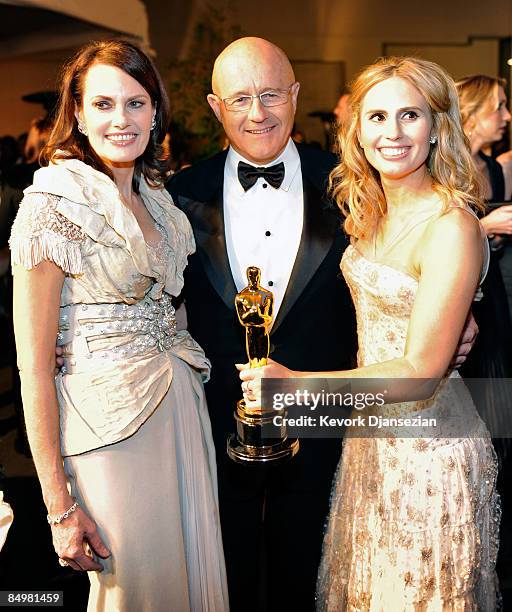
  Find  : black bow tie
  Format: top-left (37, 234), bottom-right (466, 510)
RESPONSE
top-left (237, 161), bottom-right (285, 191)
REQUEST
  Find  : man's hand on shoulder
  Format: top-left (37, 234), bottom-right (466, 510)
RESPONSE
top-left (452, 312), bottom-right (478, 368)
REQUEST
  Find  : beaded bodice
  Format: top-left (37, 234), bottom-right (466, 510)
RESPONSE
top-left (341, 240), bottom-right (487, 369)
top-left (341, 245), bottom-right (415, 368)
top-left (340, 245), bottom-right (490, 430)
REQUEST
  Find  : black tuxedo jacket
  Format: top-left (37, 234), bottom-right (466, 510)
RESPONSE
top-left (167, 143), bottom-right (357, 442)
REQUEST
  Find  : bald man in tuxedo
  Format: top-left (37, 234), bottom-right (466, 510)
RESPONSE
top-left (167, 37), bottom-right (475, 611)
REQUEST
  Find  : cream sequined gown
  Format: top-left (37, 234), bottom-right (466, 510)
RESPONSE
top-left (10, 159), bottom-right (228, 612)
top-left (316, 245), bottom-right (500, 611)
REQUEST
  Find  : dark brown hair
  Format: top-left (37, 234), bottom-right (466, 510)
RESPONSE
top-left (41, 39), bottom-right (170, 189)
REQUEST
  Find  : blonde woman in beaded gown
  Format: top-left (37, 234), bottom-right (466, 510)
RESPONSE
top-left (240, 57), bottom-right (500, 610)
top-left (9, 41), bottom-right (228, 611)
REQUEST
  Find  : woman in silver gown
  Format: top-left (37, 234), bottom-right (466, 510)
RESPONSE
top-left (241, 57), bottom-right (500, 610)
top-left (10, 40), bottom-right (228, 612)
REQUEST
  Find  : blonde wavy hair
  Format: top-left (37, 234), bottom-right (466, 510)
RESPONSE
top-left (456, 74), bottom-right (507, 131)
top-left (330, 56), bottom-right (484, 240)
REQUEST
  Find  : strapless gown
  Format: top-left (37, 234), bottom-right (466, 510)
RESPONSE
top-left (316, 246), bottom-right (500, 611)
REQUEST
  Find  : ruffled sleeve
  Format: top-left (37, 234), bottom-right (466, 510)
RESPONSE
top-left (9, 192), bottom-right (84, 274)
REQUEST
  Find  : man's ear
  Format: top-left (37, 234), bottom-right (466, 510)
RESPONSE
top-left (290, 82), bottom-right (300, 111)
top-left (207, 94), bottom-right (222, 123)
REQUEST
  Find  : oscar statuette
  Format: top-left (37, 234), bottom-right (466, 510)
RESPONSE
top-left (227, 266), bottom-right (299, 463)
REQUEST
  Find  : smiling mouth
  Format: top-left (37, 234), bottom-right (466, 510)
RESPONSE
top-left (106, 133), bottom-right (138, 143)
top-left (379, 146), bottom-right (410, 158)
top-left (246, 126), bottom-right (275, 135)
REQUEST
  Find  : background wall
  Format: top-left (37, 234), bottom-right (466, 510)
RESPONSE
top-left (0, 50), bottom-right (70, 137)
top-left (0, 0), bottom-right (149, 137)
top-left (1, 0), bottom-right (512, 144)
top-left (143, 0), bottom-right (512, 144)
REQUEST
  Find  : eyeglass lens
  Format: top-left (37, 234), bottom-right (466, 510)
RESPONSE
top-left (224, 89), bottom-right (290, 111)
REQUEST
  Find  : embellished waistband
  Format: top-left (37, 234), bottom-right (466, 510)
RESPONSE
top-left (58, 294), bottom-right (178, 372)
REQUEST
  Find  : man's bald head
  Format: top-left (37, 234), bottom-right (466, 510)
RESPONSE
top-left (207, 37), bottom-right (300, 165)
top-left (212, 37), bottom-right (295, 96)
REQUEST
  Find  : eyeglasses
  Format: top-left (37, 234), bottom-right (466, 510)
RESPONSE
top-left (219, 84), bottom-right (295, 112)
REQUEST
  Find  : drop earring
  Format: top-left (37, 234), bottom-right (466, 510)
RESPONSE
top-left (151, 115), bottom-right (156, 131)
top-left (429, 135), bottom-right (437, 145)
top-left (78, 121), bottom-right (88, 136)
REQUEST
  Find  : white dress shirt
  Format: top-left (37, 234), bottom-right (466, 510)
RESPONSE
top-left (224, 138), bottom-right (304, 321)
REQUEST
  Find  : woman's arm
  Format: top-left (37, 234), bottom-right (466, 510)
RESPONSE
top-left (13, 260), bottom-right (109, 571)
top-left (497, 150), bottom-right (512, 200)
top-left (240, 209), bottom-right (483, 395)
top-left (480, 205), bottom-right (512, 235)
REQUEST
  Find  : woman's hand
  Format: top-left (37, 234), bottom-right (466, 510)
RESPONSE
top-left (236, 359), bottom-right (295, 410)
top-left (54, 345), bottom-right (64, 375)
top-left (480, 205), bottom-right (512, 235)
top-left (51, 505), bottom-right (110, 572)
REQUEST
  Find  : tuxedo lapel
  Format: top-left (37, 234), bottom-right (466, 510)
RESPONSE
top-left (170, 150), bottom-right (238, 312)
top-left (272, 177), bottom-right (339, 333)
top-left (169, 145), bottom-right (339, 327)
top-left (179, 191), bottom-right (238, 312)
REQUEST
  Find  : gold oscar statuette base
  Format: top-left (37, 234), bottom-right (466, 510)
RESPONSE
top-left (227, 399), bottom-right (299, 464)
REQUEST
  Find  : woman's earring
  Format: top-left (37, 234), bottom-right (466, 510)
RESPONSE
top-left (429, 135), bottom-right (437, 145)
top-left (78, 121), bottom-right (88, 136)
top-left (151, 115), bottom-right (156, 131)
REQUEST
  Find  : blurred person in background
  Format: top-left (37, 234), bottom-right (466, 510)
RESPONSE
top-left (0, 117), bottom-right (54, 455)
top-left (457, 77), bottom-right (512, 588)
top-left (16, 133), bottom-right (27, 163)
top-left (496, 142), bottom-right (512, 317)
top-left (0, 136), bottom-right (19, 182)
top-left (25, 117), bottom-right (54, 163)
top-left (332, 86), bottom-right (351, 128)
top-left (330, 86), bottom-right (352, 152)
top-left (291, 124), bottom-right (306, 143)
top-left (2, 117), bottom-right (54, 221)
top-left (456, 75), bottom-right (512, 446)
top-left (161, 120), bottom-right (193, 173)
top-left (497, 147), bottom-right (512, 195)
